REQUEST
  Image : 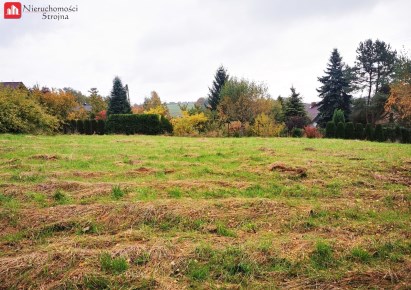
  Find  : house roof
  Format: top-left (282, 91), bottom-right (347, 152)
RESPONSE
top-left (304, 102), bottom-right (319, 122)
top-left (0, 82), bottom-right (26, 89)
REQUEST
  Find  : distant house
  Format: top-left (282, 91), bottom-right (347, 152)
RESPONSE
top-left (0, 82), bottom-right (27, 90)
top-left (304, 102), bottom-right (320, 126)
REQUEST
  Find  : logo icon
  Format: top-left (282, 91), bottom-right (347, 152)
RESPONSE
top-left (4, 2), bottom-right (22, 19)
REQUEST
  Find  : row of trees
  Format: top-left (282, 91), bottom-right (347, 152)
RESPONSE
top-left (1, 38), bottom-right (409, 138)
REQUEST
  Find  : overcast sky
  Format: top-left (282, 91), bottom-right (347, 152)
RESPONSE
top-left (1, 0), bottom-right (411, 104)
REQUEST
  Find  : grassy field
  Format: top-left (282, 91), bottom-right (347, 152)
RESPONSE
top-left (0, 134), bottom-right (410, 289)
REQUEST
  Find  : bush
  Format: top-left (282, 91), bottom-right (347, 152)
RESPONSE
top-left (172, 111), bottom-right (207, 136)
top-left (354, 123), bottom-right (364, 140)
top-left (332, 109), bottom-right (345, 125)
top-left (395, 125), bottom-right (401, 141)
top-left (386, 127), bottom-right (396, 142)
top-left (84, 119), bottom-right (92, 135)
top-left (374, 124), bottom-right (384, 142)
top-left (285, 116), bottom-right (309, 131)
top-left (97, 120), bottom-right (105, 135)
top-left (77, 120), bottom-right (85, 134)
top-left (336, 122), bottom-right (345, 139)
top-left (303, 126), bottom-right (321, 138)
top-left (400, 128), bottom-right (410, 144)
top-left (160, 116), bottom-right (173, 134)
top-left (325, 121), bottom-right (336, 138)
top-left (365, 124), bottom-right (374, 141)
top-left (291, 128), bottom-right (303, 138)
top-left (0, 87), bottom-right (59, 134)
top-left (69, 119), bottom-right (77, 133)
top-left (105, 114), bottom-right (172, 135)
top-left (345, 122), bottom-right (354, 139)
top-left (91, 119), bottom-right (98, 134)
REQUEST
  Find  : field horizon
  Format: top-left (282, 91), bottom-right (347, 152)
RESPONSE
top-left (0, 134), bottom-right (410, 289)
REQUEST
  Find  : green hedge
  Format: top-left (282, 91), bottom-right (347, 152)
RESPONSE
top-left (325, 121), bottom-right (336, 138)
top-left (105, 114), bottom-right (173, 135)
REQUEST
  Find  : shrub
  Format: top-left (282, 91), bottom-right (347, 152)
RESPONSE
top-left (97, 120), bottom-right (105, 135)
top-left (105, 114), bottom-right (172, 135)
top-left (336, 122), bottom-right (345, 139)
top-left (285, 115), bottom-right (310, 131)
top-left (332, 109), bottom-right (345, 125)
top-left (0, 87), bottom-right (59, 134)
top-left (400, 128), bottom-right (410, 144)
top-left (84, 119), bottom-right (92, 135)
top-left (354, 123), bottom-right (364, 140)
top-left (291, 128), bottom-right (303, 138)
top-left (395, 125), bottom-right (401, 140)
top-left (100, 253), bottom-right (128, 274)
top-left (160, 116), bottom-right (173, 134)
top-left (385, 127), bottom-right (396, 142)
top-left (303, 126), bottom-right (321, 138)
top-left (365, 124), bottom-right (374, 141)
top-left (344, 122), bottom-right (354, 139)
top-left (325, 121), bottom-right (336, 138)
top-left (69, 119), bottom-right (77, 133)
top-left (77, 120), bottom-right (84, 134)
top-left (91, 119), bottom-right (98, 134)
top-left (172, 111), bottom-right (208, 136)
top-left (374, 124), bottom-right (384, 142)
top-left (252, 113), bottom-right (284, 137)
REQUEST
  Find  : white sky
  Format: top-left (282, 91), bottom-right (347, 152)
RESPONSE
top-left (1, 0), bottom-right (411, 104)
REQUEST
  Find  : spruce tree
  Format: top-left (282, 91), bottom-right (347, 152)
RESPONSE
top-left (208, 66), bottom-right (229, 111)
top-left (317, 49), bottom-right (352, 127)
top-left (284, 87), bottom-right (307, 118)
top-left (107, 77), bottom-right (131, 116)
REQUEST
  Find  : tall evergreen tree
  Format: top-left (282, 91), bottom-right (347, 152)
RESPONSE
top-left (107, 77), bottom-right (131, 115)
top-left (317, 49), bottom-right (352, 127)
top-left (208, 66), bottom-right (229, 111)
top-left (284, 86), bottom-right (307, 118)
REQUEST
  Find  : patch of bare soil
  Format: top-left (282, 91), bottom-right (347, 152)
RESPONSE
top-left (30, 154), bottom-right (60, 161)
top-left (373, 172), bottom-right (411, 186)
top-left (268, 162), bottom-right (307, 178)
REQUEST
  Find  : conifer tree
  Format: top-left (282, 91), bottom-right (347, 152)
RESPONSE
top-left (317, 49), bottom-right (352, 127)
top-left (284, 86), bottom-right (307, 118)
top-left (107, 77), bottom-right (131, 116)
top-left (208, 66), bottom-right (229, 111)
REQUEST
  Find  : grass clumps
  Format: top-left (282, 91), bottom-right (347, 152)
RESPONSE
top-left (349, 247), bottom-right (371, 263)
top-left (53, 190), bottom-right (70, 204)
top-left (134, 251), bottom-right (150, 266)
top-left (100, 252), bottom-right (128, 274)
top-left (216, 222), bottom-right (236, 237)
top-left (111, 185), bottom-right (126, 200)
top-left (310, 241), bottom-right (336, 269)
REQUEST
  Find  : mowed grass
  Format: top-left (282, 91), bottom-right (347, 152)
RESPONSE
top-left (0, 134), bottom-right (410, 289)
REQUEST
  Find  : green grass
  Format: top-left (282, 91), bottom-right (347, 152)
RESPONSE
top-left (99, 253), bottom-right (129, 274)
top-left (0, 134), bottom-right (410, 288)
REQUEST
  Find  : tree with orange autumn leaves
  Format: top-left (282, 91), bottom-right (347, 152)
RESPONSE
top-left (385, 55), bottom-right (411, 126)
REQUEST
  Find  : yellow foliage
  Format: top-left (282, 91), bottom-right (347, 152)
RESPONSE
top-left (145, 105), bottom-right (168, 117)
top-left (172, 111), bottom-right (208, 136)
top-left (252, 113), bottom-right (285, 137)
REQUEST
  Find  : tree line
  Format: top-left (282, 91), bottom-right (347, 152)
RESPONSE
top-left (0, 38), bottom-right (410, 140)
